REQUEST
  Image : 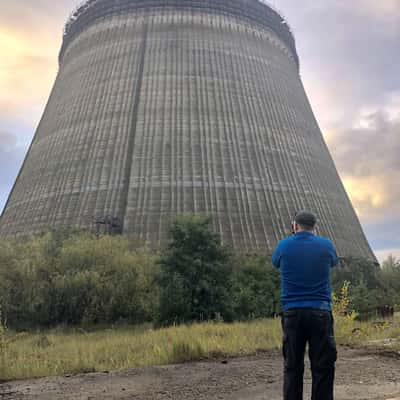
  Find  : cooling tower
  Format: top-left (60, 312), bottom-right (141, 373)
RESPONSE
top-left (0, 0), bottom-right (375, 259)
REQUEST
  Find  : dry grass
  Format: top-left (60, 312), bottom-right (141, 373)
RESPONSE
top-left (2, 319), bottom-right (281, 381)
top-left (335, 313), bottom-right (400, 349)
top-left (2, 314), bottom-right (399, 382)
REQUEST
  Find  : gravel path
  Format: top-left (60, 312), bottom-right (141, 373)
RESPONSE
top-left (1, 347), bottom-right (400, 400)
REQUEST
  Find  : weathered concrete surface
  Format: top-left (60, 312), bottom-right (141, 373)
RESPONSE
top-left (1, 347), bottom-right (399, 399)
top-left (0, 0), bottom-right (376, 260)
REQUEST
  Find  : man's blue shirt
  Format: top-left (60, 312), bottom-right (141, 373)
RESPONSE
top-left (272, 231), bottom-right (339, 311)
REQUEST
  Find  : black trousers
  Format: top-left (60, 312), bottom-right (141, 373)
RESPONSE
top-left (281, 308), bottom-right (337, 400)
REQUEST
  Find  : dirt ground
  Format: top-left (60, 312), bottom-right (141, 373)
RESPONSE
top-left (1, 346), bottom-right (400, 400)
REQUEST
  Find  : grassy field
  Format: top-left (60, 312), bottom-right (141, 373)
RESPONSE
top-left (1, 315), bottom-right (400, 382)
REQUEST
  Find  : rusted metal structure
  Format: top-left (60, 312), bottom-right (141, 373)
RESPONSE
top-left (0, 0), bottom-right (376, 260)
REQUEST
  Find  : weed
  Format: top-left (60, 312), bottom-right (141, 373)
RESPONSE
top-left (1, 315), bottom-right (399, 381)
top-left (0, 308), bottom-right (9, 379)
top-left (171, 341), bottom-right (205, 363)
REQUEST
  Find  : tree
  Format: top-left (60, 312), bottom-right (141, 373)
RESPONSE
top-left (158, 215), bottom-right (234, 325)
top-left (0, 231), bottom-right (160, 329)
top-left (379, 255), bottom-right (400, 307)
top-left (331, 257), bottom-right (384, 319)
top-left (350, 280), bottom-right (375, 319)
top-left (232, 254), bottom-right (280, 319)
top-left (331, 257), bottom-right (381, 294)
top-left (381, 255), bottom-right (399, 271)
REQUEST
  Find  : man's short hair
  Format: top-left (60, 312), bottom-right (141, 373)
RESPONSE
top-left (294, 210), bottom-right (317, 230)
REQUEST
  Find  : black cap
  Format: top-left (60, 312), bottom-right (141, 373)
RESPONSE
top-left (294, 210), bottom-right (317, 229)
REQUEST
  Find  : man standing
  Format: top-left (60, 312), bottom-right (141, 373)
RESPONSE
top-left (272, 210), bottom-right (339, 400)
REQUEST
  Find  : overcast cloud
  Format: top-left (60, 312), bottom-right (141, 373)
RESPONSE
top-left (0, 130), bottom-right (25, 208)
top-left (0, 0), bottom-right (399, 261)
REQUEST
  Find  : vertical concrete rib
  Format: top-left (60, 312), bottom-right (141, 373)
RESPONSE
top-left (120, 21), bottom-right (148, 230)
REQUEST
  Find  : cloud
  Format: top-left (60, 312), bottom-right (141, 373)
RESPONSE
top-left (364, 219), bottom-right (400, 251)
top-left (0, 1), bottom-right (77, 129)
top-left (363, 216), bottom-right (400, 264)
top-left (0, 27), bottom-right (59, 128)
top-left (276, 0), bottom-right (400, 128)
top-left (326, 105), bottom-right (400, 224)
top-left (351, 0), bottom-right (400, 25)
top-left (334, 111), bottom-right (400, 178)
top-left (0, 130), bottom-right (26, 213)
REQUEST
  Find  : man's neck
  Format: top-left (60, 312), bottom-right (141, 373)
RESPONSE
top-left (296, 230), bottom-right (315, 235)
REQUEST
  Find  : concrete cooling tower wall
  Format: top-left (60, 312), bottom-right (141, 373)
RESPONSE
top-left (0, 0), bottom-right (376, 260)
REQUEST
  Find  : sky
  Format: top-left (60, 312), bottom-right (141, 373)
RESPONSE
top-left (0, 0), bottom-right (399, 262)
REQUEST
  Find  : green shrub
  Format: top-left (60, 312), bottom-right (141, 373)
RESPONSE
top-left (158, 215), bottom-right (234, 325)
top-left (0, 222), bottom-right (398, 329)
top-left (231, 254), bottom-right (280, 320)
top-left (0, 231), bottom-right (159, 329)
top-left (331, 257), bottom-right (396, 319)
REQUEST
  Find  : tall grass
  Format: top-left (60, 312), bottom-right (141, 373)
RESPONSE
top-left (3, 319), bottom-right (281, 381)
top-left (2, 315), bottom-right (399, 382)
top-left (0, 309), bottom-right (8, 380)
